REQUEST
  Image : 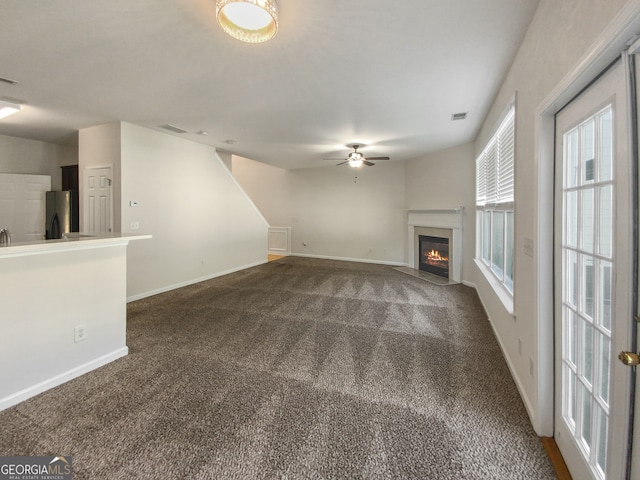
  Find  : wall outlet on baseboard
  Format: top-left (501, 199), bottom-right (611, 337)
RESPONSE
top-left (74, 325), bottom-right (87, 343)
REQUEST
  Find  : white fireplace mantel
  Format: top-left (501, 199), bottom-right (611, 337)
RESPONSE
top-left (407, 208), bottom-right (464, 282)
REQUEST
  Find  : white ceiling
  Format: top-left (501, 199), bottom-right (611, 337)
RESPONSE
top-left (0, 0), bottom-right (540, 169)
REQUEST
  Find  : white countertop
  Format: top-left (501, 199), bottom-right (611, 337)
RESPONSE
top-left (0, 233), bottom-right (152, 258)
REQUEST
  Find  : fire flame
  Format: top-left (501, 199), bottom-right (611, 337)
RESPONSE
top-left (426, 249), bottom-right (448, 262)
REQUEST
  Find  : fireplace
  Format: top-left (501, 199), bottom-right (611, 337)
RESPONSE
top-left (419, 235), bottom-right (449, 278)
top-left (408, 208), bottom-right (463, 283)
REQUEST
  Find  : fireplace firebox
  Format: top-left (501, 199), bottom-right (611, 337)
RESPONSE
top-left (419, 235), bottom-right (449, 278)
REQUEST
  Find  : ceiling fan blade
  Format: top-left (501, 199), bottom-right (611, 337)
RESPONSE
top-left (364, 156), bottom-right (390, 160)
top-left (323, 158), bottom-right (346, 160)
top-left (336, 161), bottom-right (349, 166)
top-left (363, 160), bottom-right (375, 166)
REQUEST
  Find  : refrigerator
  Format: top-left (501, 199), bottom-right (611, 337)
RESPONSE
top-left (45, 190), bottom-right (79, 239)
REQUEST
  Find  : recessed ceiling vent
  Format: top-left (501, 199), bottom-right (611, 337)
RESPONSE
top-left (159, 124), bottom-right (189, 134)
top-left (451, 112), bottom-right (467, 121)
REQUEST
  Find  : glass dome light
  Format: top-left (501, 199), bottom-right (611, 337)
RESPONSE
top-left (216, 0), bottom-right (278, 43)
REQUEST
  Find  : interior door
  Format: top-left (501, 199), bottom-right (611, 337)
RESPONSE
top-left (554, 56), bottom-right (635, 480)
top-left (84, 166), bottom-right (112, 234)
top-left (0, 173), bottom-right (51, 242)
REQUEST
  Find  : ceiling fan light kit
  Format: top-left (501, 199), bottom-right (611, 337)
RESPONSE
top-left (216, 0), bottom-right (278, 43)
top-left (326, 144), bottom-right (390, 168)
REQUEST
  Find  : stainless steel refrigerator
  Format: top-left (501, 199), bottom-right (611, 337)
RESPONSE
top-left (45, 190), bottom-right (79, 239)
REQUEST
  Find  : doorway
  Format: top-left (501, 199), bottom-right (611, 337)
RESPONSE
top-left (554, 55), bottom-right (635, 480)
top-left (83, 166), bottom-right (113, 234)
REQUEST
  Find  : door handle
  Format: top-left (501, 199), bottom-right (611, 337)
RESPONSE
top-left (618, 351), bottom-right (640, 366)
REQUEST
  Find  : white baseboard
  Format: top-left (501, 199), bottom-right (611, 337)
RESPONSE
top-left (473, 289), bottom-right (536, 429)
top-left (127, 259), bottom-right (268, 302)
top-left (289, 253), bottom-right (405, 267)
top-left (462, 280), bottom-right (476, 288)
top-left (0, 347), bottom-right (129, 412)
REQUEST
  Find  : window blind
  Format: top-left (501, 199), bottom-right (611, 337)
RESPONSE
top-left (476, 106), bottom-right (515, 206)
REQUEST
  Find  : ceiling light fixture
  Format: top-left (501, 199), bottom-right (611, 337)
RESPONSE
top-left (348, 152), bottom-right (364, 168)
top-left (0, 100), bottom-right (21, 119)
top-left (216, 0), bottom-right (278, 43)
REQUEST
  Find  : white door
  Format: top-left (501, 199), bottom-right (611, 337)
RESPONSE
top-left (0, 173), bottom-right (51, 242)
top-left (554, 56), bottom-right (635, 480)
top-left (84, 166), bottom-right (112, 234)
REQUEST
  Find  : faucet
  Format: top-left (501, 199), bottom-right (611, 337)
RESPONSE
top-left (0, 228), bottom-right (11, 246)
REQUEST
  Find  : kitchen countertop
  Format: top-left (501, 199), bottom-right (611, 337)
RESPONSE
top-left (0, 232), bottom-right (152, 258)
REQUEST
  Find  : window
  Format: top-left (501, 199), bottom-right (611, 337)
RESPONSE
top-left (476, 105), bottom-right (515, 293)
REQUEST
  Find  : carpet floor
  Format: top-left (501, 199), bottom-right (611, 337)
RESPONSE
top-left (0, 257), bottom-right (556, 479)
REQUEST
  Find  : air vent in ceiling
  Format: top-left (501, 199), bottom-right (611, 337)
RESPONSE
top-left (0, 76), bottom-right (18, 86)
top-left (451, 112), bottom-right (468, 121)
top-left (159, 124), bottom-right (189, 134)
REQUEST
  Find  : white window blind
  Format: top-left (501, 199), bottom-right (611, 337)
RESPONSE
top-left (476, 106), bottom-right (515, 206)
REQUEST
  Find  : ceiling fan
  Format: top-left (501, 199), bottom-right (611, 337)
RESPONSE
top-left (325, 144), bottom-right (390, 167)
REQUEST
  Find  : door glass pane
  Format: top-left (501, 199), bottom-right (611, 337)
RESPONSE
top-left (564, 364), bottom-right (578, 426)
top-left (566, 190), bottom-right (578, 248)
top-left (581, 188), bottom-right (594, 252)
top-left (566, 129), bottom-right (580, 187)
top-left (581, 119), bottom-right (595, 184)
top-left (582, 321), bottom-right (594, 386)
top-left (565, 249), bottom-right (578, 307)
top-left (582, 255), bottom-right (595, 319)
top-left (598, 260), bottom-right (612, 331)
top-left (598, 333), bottom-right (610, 405)
top-left (596, 406), bottom-right (608, 475)
top-left (598, 107), bottom-right (613, 182)
top-left (581, 382), bottom-right (593, 450)
top-left (598, 185), bottom-right (613, 257)
top-left (566, 307), bottom-right (578, 366)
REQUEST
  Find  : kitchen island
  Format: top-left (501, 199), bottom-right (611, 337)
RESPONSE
top-left (0, 233), bottom-right (150, 411)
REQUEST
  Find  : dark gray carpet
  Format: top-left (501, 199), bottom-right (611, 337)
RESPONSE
top-left (0, 257), bottom-right (556, 479)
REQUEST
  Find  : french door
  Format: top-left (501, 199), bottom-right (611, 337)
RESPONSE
top-left (554, 56), bottom-right (635, 480)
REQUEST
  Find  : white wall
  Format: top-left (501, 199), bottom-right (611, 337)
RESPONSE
top-left (474, 0), bottom-right (630, 435)
top-left (405, 142), bottom-right (476, 283)
top-left (231, 155), bottom-right (291, 227)
top-left (78, 123), bottom-right (122, 233)
top-left (0, 134), bottom-right (78, 190)
top-left (233, 157), bottom-right (407, 265)
top-left (119, 123), bottom-right (269, 300)
top-left (0, 242), bottom-right (128, 410)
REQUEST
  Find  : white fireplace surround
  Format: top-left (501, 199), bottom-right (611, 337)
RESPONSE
top-left (408, 208), bottom-right (463, 283)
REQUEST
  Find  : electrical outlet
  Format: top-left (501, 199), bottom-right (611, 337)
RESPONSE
top-left (74, 325), bottom-right (87, 343)
top-left (524, 238), bottom-right (534, 258)
top-left (130, 220), bottom-right (140, 230)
